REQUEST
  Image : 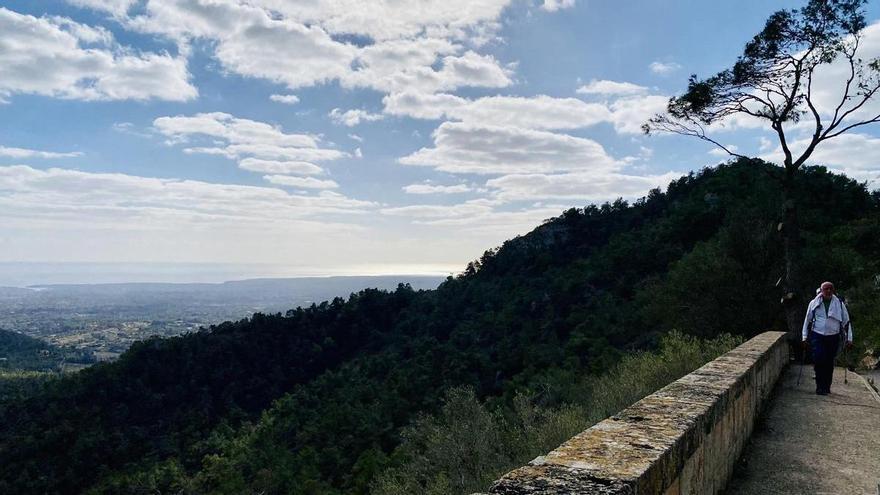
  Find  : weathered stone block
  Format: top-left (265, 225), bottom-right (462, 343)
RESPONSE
top-left (485, 332), bottom-right (789, 495)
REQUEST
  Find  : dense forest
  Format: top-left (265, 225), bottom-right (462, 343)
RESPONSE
top-left (0, 159), bottom-right (878, 494)
top-left (0, 328), bottom-right (93, 372)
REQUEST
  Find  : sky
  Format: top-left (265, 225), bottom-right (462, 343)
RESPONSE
top-left (1, 0), bottom-right (880, 280)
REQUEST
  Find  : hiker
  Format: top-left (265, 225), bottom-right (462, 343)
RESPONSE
top-left (801, 281), bottom-right (853, 395)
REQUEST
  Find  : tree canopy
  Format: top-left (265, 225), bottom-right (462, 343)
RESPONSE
top-left (1, 160), bottom-right (878, 494)
top-left (645, 0), bottom-right (879, 173)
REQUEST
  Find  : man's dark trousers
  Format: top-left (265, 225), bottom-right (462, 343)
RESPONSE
top-left (809, 330), bottom-right (840, 393)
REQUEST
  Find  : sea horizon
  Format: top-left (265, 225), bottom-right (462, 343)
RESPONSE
top-left (0, 261), bottom-right (457, 288)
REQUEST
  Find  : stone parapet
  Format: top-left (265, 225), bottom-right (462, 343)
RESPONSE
top-left (478, 331), bottom-right (789, 495)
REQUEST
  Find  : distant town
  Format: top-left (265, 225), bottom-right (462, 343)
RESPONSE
top-left (0, 276), bottom-right (444, 367)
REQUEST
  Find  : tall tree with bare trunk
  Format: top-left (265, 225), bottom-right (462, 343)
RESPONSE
top-left (643, 0), bottom-right (880, 338)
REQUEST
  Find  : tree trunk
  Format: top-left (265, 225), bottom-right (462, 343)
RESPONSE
top-left (781, 169), bottom-right (804, 343)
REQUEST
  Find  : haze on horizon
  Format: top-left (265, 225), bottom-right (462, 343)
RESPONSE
top-left (2, 0), bottom-right (880, 277)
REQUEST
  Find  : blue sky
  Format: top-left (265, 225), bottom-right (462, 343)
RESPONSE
top-left (1, 0), bottom-right (879, 279)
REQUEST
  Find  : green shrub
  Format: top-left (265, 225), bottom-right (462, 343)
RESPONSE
top-left (371, 331), bottom-right (741, 495)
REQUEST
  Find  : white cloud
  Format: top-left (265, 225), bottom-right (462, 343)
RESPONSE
top-left (329, 108), bottom-right (385, 127)
top-left (0, 145), bottom-right (83, 159)
top-left (0, 165), bottom-right (373, 230)
top-left (246, 0), bottom-right (511, 42)
top-left (238, 158), bottom-right (324, 175)
top-left (263, 175), bottom-right (339, 189)
top-left (381, 201), bottom-right (491, 219)
top-left (708, 144), bottom-right (738, 157)
top-left (402, 183), bottom-right (473, 194)
top-left (380, 200), bottom-right (563, 236)
top-left (383, 92), bottom-right (469, 119)
top-left (66, 0), bottom-right (137, 17)
top-left (706, 22), bottom-right (880, 138)
top-left (112, 122), bottom-right (154, 138)
top-left (342, 37), bottom-right (513, 93)
top-left (154, 112), bottom-right (318, 147)
top-left (385, 90), bottom-right (669, 135)
top-left (0, 7), bottom-right (196, 102)
top-left (270, 93), bottom-right (300, 104)
top-left (153, 112), bottom-right (347, 173)
top-left (649, 61), bottom-right (681, 75)
top-left (761, 133), bottom-right (880, 182)
top-left (125, 1), bottom-right (513, 94)
top-left (453, 95), bottom-right (610, 130)
top-left (541, 0), bottom-right (576, 12)
top-left (400, 121), bottom-right (618, 174)
top-left (622, 146), bottom-right (654, 164)
top-left (348, 134), bottom-right (364, 142)
top-left (384, 92), bottom-right (611, 130)
top-left (576, 79), bottom-right (648, 96)
top-left (785, 21), bottom-right (880, 129)
top-left (485, 171), bottom-right (681, 202)
top-left (608, 94), bottom-right (669, 134)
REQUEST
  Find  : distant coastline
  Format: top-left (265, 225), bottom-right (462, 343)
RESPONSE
top-left (0, 262), bottom-right (457, 288)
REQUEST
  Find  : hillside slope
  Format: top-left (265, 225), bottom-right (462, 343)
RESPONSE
top-left (0, 329), bottom-right (65, 372)
top-left (0, 159), bottom-right (878, 494)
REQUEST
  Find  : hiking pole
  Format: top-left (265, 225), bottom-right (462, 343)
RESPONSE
top-left (797, 341), bottom-right (805, 387)
top-left (843, 341), bottom-right (848, 385)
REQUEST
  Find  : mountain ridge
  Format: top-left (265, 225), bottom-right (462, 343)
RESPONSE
top-left (1, 158), bottom-right (878, 494)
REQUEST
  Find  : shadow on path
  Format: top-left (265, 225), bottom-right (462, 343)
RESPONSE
top-left (724, 365), bottom-right (880, 495)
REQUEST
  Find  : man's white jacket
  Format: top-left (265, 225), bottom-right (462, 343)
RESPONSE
top-left (801, 294), bottom-right (853, 342)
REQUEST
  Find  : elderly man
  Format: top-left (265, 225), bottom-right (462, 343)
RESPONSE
top-left (802, 281), bottom-right (853, 395)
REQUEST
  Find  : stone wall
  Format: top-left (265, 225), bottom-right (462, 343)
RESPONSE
top-left (478, 331), bottom-right (789, 495)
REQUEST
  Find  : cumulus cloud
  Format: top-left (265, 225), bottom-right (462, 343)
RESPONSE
top-left (402, 183), bottom-right (473, 194)
top-left (154, 112), bottom-right (318, 147)
top-left (400, 121), bottom-right (618, 174)
top-left (384, 92), bottom-right (611, 129)
top-left (761, 133), bottom-right (880, 182)
top-left (381, 201), bottom-right (491, 219)
top-left (329, 108), bottom-right (385, 126)
top-left (384, 89), bottom-right (669, 135)
top-left (0, 165), bottom-right (373, 232)
top-left (244, 0), bottom-right (511, 42)
top-left (124, 0), bottom-right (513, 94)
top-left (66, 0), bottom-right (137, 17)
top-left (342, 37), bottom-right (512, 93)
top-left (270, 93), bottom-right (300, 104)
top-left (685, 21), bottom-right (880, 140)
top-left (608, 94), bottom-right (669, 134)
top-left (649, 61), bottom-right (681, 75)
top-left (0, 7), bottom-right (196, 102)
top-left (541, 0), bottom-right (576, 12)
top-left (263, 174), bottom-right (339, 189)
top-left (708, 145), bottom-right (738, 157)
top-left (0, 146), bottom-right (83, 159)
top-left (576, 79), bottom-right (648, 96)
top-left (381, 200), bottom-right (562, 237)
top-left (749, 21), bottom-right (880, 134)
top-left (383, 92), bottom-right (469, 119)
top-left (238, 158), bottom-right (324, 175)
top-left (153, 112), bottom-right (347, 174)
top-left (485, 171), bottom-right (681, 202)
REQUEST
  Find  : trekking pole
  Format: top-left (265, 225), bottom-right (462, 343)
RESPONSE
top-left (797, 342), bottom-right (805, 387)
top-left (843, 342), bottom-right (848, 385)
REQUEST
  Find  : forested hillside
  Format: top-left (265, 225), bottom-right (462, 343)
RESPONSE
top-left (1, 159), bottom-right (878, 494)
top-left (0, 328), bottom-right (68, 371)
